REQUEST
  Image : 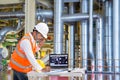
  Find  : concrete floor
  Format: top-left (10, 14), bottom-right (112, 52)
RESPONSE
top-left (0, 71), bottom-right (11, 80)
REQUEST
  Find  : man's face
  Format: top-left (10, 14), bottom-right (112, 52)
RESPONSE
top-left (36, 32), bottom-right (46, 48)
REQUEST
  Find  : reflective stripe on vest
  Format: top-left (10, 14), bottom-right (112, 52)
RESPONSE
top-left (14, 35), bottom-right (31, 59)
top-left (11, 58), bottom-right (32, 69)
top-left (15, 47), bottom-right (26, 58)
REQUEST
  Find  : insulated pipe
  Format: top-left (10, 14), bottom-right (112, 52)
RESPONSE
top-left (61, 13), bottom-right (89, 22)
top-left (104, 1), bottom-right (113, 80)
top-left (0, 20), bottom-right (24, 42)
top-left (89, 0), bottom-right (96, 80)
top-left (81, 0), bottom-right (88, 71)
top-left (0, 27), bottom-right (15, 42)
top-left (68, 24), bottom-right (74, 68)
top-left (61, 13), bottom-right (99, 22)
top-left (113, 0), bottom-right (120, 74)
top-left (0, 10), bottom-right (53, 19)
top-left (105, 1), bottom-right (113, 72)
top-left (69, 2), bottom-right (75, 68)
top-left (89, 0), bottom-right (95, 73)
top-left (95, 17), bottom-right (104, 80)
top-left (54, 0), bottom-right (64, 54)
top-left (81, 0), bottom-right (88, 80)
top-left (0, 12), bottom-right (25, 18)
top-left (36, 10), bottom-right (53, 19)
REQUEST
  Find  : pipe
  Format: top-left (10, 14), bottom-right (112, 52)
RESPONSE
top-left (104, 1), bottom-right (113, 80)
top-left (95, 16), bottom-right (104, 80)
top-left (105, 1), bottom-right (113, 72)
top-left (89, 0), bottom-right (95, 72)
top-left (36, 10), bottom-right (53, 19)
top-left (0, 27), bottom-right (14, 42)
top-left (0, 10), bottom-right (53, 19)
top-left (89, 0), bottom-right (93, 58)
top-left (69, 2), bottom-right (75, 68)
top-left (81, 0), bottom-right (88, 80)
top-left (96, 16), bottom-right (103, 72)
top-left (113, 0), bottom-right (120, 74)
top-left (0, 12), bottom-right (25, 18)
top-left (62, 13), bottom-right (89, 22)
top-left (54, 0), bottom-right (64, 54)
top-left (61, 13), bottom-right (99, 22)
top-left (68, 24), bottom-right (75, 68)
top-left (0, 20), bottom-right (24, 42)
top-left (89, 0), bottom-right (96, 80)
top-left (81, 0), bottom-right (88, 71)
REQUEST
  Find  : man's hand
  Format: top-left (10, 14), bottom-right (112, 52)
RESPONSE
top-left (41, 66), bottom-right (51, 72)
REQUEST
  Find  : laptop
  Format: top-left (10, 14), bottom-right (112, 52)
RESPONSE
top-left (49, 54), bottom-right (68, 72)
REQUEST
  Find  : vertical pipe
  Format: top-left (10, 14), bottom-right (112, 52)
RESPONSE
top-left (89, 1), bottom-right (96, 80)
top-left (96, 17), bottom-right (103, 80)
top-left (69, 3), bottom-right (75, 68)
top-left (81, 0), bottom-right (88, 80)
top-left (113, 0), bottom-right (120, 72)
top-left (89, 0), bottom-right (95, 72)
top-left (104, 1), bottom-right (113, 80)
top-left (81, 0), bottom-right (88, 69)
top-left (105, 0), bottom-right (113, 72)
top-left (54, 0), bottom-right (64, 54)
top-left (113, 0), bottom-right (120, 80)
top-left (69, 24), bottom-right (74, 68)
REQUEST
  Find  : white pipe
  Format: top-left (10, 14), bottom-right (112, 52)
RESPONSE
top-left (81, 0), bottom-right (89, 80)
top-left (69, 2), bottom-right (75, 68)
top-left (89, 0), bottom-right (95, 73)
top-left (54, 0), bottom-right (64, 54)
top-left (113, 0), bottom-right (120, 76)
top-left (105, 1), bottom-right (113, 72)
top-left (0, 10), bottom-right (53, 19)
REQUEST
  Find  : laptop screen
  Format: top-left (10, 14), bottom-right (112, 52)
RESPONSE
top-left (49, 54), bottom-right (68, 68)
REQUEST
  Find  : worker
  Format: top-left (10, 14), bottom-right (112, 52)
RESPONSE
top-left (9, 22), bottom-right (50, 80)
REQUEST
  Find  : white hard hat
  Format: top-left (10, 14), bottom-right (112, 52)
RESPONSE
top-left (34, 22), bottom-right (49, 38)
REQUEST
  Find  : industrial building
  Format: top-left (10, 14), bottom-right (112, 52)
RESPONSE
top-left (0, 0), bottom-right (119, 80)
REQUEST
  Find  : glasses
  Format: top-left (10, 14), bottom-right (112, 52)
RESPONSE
top-left (39, 38), bottom-right (45, 42)
top-left (36, 32), bottom-right (46, 43)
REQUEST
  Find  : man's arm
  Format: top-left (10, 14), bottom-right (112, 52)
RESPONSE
top-left (20, 39), bottom-right (42, 72)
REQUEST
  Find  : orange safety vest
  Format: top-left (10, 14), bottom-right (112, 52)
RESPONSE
top-left (9, 33), bottom-right (37, 73)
